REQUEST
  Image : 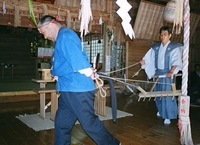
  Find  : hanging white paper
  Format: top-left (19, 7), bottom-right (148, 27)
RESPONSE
top-left (79, 0), bottom-right (93, 37)
top-left (116, 0), bottom-right (135, 39)
top-left (2, 1), bottom-right (6, 15)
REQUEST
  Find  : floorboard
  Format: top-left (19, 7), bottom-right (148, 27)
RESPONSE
top-left (0, 92), bottom-right (200, 145)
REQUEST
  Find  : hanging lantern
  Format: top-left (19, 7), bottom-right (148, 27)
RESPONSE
top-left (163, 0), bottom-right (176, 23)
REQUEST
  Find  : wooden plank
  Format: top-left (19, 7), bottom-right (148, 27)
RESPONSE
top-left (94, 89), bottom-right (106, 116)
top-left (0, 90), bottom-right (54, 103)
top-left (102, 85), bottom-right (120, 90)
top-left (138, 90), bottom-right (182, 98)
top-left (0, 91), bottom-right (37, 97)
top-left (39, 93), bottom-right (46, 119)
top-left (50, 92), bottom-right (59, 121)
top-left (32, 79), bottom-right (55, 83)
top-left (0, 93), bottom-right (51, 103)
top-left (33, 88), bottom-right (56, 93)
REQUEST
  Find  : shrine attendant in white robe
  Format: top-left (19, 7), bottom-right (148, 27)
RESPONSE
top-left (140, 26), bottom-right (182, 124)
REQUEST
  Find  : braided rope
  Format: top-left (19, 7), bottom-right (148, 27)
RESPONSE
top-left (178, 1), bottom-right (194, 145)
top-left (95, 78), bottom-right (106, 97)
top-left (181, 0), bottom-right (190, 96)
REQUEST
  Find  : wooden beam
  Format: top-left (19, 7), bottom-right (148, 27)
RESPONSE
top-left (0, 91), bottom-right (51, 103)
top-left (0, 1), bottom-right (114, 28)
top-left (0, 91), bottom-right (37, 97)
top-left (138, 90), bottom-right (182, 99)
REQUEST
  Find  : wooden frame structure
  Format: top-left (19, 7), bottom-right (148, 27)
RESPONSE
top-left (137, 74), bottom-right (182, 101)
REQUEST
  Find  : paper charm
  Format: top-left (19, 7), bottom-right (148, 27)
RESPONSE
top-left (99, 15), bottom-right (103, 25)
top-left (79, 0), bottom-right (93, 37)
top-left (116, 0), bottom-right (135, 39)
top-left (2, 1), bottom-right (6, 15)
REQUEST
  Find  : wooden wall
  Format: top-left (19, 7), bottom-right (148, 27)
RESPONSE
top-left (133, 1), bottom-right (200, 43)
top-left (130, 0), bottom-right (200, 82)
top-left (0, 0), bottom-right (200, 82)
top-left (126, 39), bottom-right (156, 80)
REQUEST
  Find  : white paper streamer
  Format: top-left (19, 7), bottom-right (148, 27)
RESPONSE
top-left (99, 15), bottom-right (103, 25)
top-left (79, 0), bottom-right (93, 37)
top-left (116, 0), bottom-right (135, 39)
top-left (2, 1), bottom-right (6, 15)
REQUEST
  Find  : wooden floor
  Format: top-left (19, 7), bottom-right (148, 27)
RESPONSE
top-left (0, 92), bottom-right (200, 145)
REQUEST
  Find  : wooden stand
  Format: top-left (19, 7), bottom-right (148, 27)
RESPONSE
top-left (32, 79), bottom-right (56, 121)
top-left (33, 88), bottom-right (58, 121)
top-left (94, 85), bottom-right (120, 116)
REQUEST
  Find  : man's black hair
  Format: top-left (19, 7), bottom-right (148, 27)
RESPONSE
top-left (159, 26), bottom-right (172, 34)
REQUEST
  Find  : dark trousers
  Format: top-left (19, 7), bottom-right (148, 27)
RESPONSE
top-left (54, 91), bottom-right (120, 145)
top-left (154, 69), bottom-right (178, 119)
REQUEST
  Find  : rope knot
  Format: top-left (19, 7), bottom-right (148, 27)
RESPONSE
top-left (95, 78), bottom-right (106, 97)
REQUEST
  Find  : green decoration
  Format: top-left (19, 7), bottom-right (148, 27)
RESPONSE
top-left (106, 28), bottom-right (113, 40)
top-left (28, 0), bottom-right (37, 26)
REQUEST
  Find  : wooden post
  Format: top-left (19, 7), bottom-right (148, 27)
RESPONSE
top-left (40, 82), bottom-right (46, 120)
top-left (50, 92), bottom-right (58, 121)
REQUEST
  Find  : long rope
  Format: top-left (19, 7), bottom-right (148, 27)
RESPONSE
top-left (98, 61), bottom-right (172, 87)
top-left (99, 74), bottom-right (172, 89)
top-left (96, 62), bottom-right (142, 97)
top-left (95, 60), bottom-right (174, 96)
top-left (102, 62), bottom-right (140, 75)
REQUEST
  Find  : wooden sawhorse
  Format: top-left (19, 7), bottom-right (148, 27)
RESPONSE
top-left (33, 89), bottom-right (58, 121)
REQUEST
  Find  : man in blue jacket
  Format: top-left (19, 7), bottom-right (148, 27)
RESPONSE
top-left (37, 15), bottom-right (120, 145)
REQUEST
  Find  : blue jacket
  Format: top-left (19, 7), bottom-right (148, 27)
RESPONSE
top-left (51, 25), bottom-right (95, 92)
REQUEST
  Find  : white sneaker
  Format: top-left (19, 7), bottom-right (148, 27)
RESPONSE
top-left (164, 119), bottom-right (171, 124)
top-left (156, 112), bottom-right (160, 117)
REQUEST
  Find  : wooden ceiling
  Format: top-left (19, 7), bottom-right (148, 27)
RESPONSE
top-left (34, 0), bottom-right (200, 14)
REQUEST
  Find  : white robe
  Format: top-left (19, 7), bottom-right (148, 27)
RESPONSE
top-left (142, 42), bottom-right (183, 79)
